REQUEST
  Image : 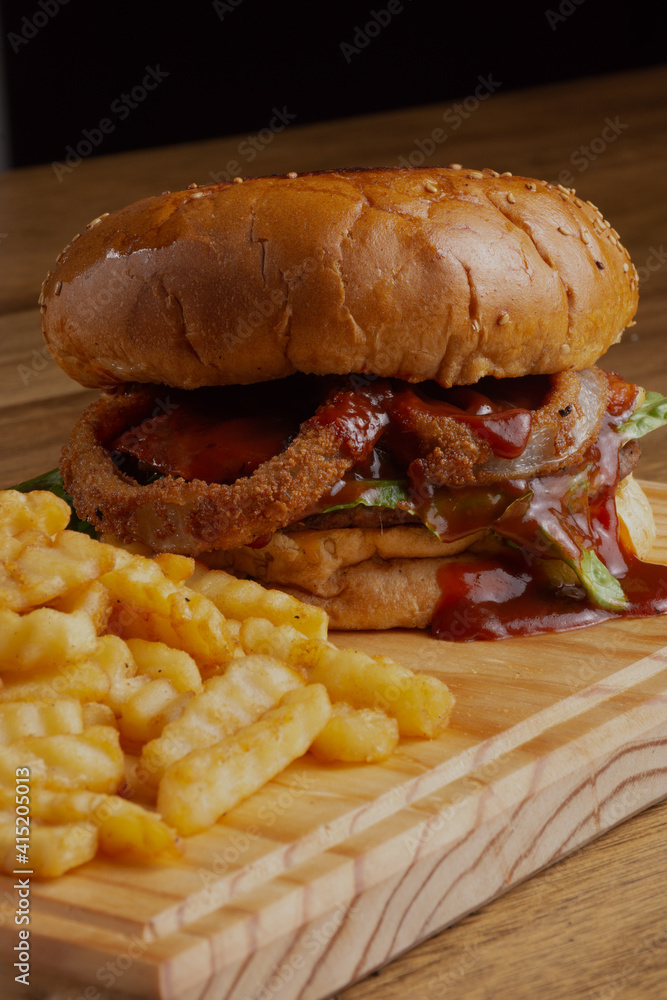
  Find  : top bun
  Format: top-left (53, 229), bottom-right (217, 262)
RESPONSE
top-left (40, 166), bottom-right (639, 390)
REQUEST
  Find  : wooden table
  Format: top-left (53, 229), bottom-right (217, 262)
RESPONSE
top-left (1, 64), bottom-right (666, 999)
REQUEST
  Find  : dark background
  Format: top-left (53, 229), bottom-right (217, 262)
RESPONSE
top-left (0, 0), bottom-right (662, 170)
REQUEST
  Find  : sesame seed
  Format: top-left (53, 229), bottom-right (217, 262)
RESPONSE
top-left (485, 168), bottom-right (500, 177)
top-left (467, 171), bottom-right (484, 180)
top-left (574, 198), bottom-right (583, 207)
top-left (507, 192), bottom-right (516, 204)
top-left (424, 180), bottom-right (438, 193)
top-left (287, 171), bottom-right (298, 179)
top-left (56, 250), bottom-right (65, 262)
top-left (471, 318), bottom-right (481, 333)
top-left (561, 344), bottom-right (571, 353)
top-left (71, 233), bottom-right (80, 242)
top-left (188, 182), bottom-right (198, 189)
top-left (558, 192), bottom-right (569, 200)
top-left (557, 184), bottom-right (569, 194)
top-left (611, 228), bottom-right (620, 240)
top-left (586, 200), bottom-right (598, 211)
top-left (233, 176), bottom-right (244, 183)
top-left (525, 182), bottom-right (536, 191)
top-left (603, 218), bottom-right (611, 228)
top-left (497, 312), bottom-right (510, 326)
top-left (581, 232), bottom-right (591, 244)
top-left (54, 281), bottom-right (62, 296)
top-left (558, 226), bottom-right (573, 236)
top-left (449, 163), bottom-right (463, 170)
top-left (501, 171), bottom-right (512, 177)
top-left (87, 213), bottom-right (109, 229)
top-left (623, 262), bottom-right (629, 272)
top-left (595, 260), bottom-right (605, 270)
top-left (190, 191), bottom-right (205, 199)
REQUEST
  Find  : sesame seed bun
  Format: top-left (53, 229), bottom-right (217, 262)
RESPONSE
top-left (40, 166), bottom-right (638, 390)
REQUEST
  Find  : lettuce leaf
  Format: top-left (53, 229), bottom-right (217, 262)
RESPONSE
top-left (574, 547), bottom-right (627, 610)
top-left (321, 479), bottom-right (414, 513)
top-left (617, 391), bottom-right (667, 440)
top-left (323, 476), bottom-right (627, 611)
top-left (9, 468), bottom-right (97, 537)
top-left (494, 492), bottom-right (627, 611)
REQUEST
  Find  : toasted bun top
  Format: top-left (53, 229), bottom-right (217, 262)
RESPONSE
top-left (40, 166), bottom-right (639, 389)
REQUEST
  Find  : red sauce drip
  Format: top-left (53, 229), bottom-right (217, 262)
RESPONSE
top-left (113, 411), bottom-right (296, 483)
top-left (111, 371), bottom-right (667, 641)
top-left (310, 381), bottom-right (393, 460)
top-left (432, 550), bottom-right (667, 641)
top-left (432, 554), bottom-right (615, 641)
top-left (390, 386), bottom-right (534, 459)
top-left (431, 395), bottom-right (667, 640)
top-left (248, 532), bottom-right (273, 549)
top-left (606, 370), bottom-right (641, 417)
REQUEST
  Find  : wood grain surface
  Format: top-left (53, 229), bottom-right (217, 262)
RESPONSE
top-left (1, 63), bottom-right (667, 1000)
top-left (1, 485), bottom-right (667, 1000)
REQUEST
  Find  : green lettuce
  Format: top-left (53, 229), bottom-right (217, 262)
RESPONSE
top-left (574, 547), bottom-right (627, 610)
top-left (322, 480), bottom-right (414, 514)
top-left (494, 492), bottom-right (627, 611)
top-left (617, 391), bottom-right (667, 440)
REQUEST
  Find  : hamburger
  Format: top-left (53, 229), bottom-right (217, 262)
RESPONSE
top-left (38, 166), bottom-right (667, 639)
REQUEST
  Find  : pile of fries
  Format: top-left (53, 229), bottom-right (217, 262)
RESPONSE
top-left (0, 490), bottom-right (454, 877)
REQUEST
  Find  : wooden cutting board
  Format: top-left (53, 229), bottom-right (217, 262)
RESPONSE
top-left (3, 482), bottom-right (667, 1000)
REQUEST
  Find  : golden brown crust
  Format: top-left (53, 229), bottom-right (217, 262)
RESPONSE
top-left (60, 386), bottom-right (362, 554)
top-left (41, 167), bottom-right (638, 390)
top-left (277, 558), bottom-right (448, 631)
top-left (202, 524), bottom-right (484, 598)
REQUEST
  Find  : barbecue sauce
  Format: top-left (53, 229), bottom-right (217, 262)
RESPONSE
top-left (308, 380), bottom-right (393, 460)
top-left (431, 378), bottom-right (667, 640)
top-left (111, 372), bottom-right (667, 640)
top-left (390, 386), bottom-right (534, 459)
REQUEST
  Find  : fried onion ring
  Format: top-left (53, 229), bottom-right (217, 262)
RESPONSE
top-left (406, 368), bottom-right (610, 486)
top-left (61, 383), bottom-right (389, 555)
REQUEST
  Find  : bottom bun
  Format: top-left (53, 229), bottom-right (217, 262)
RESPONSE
top-left (276, 555), bottom-right (459, 630)
top-left (201, 476), bottom-right (656, 631)
top-left (201, 524), bottom-right (484, 599)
